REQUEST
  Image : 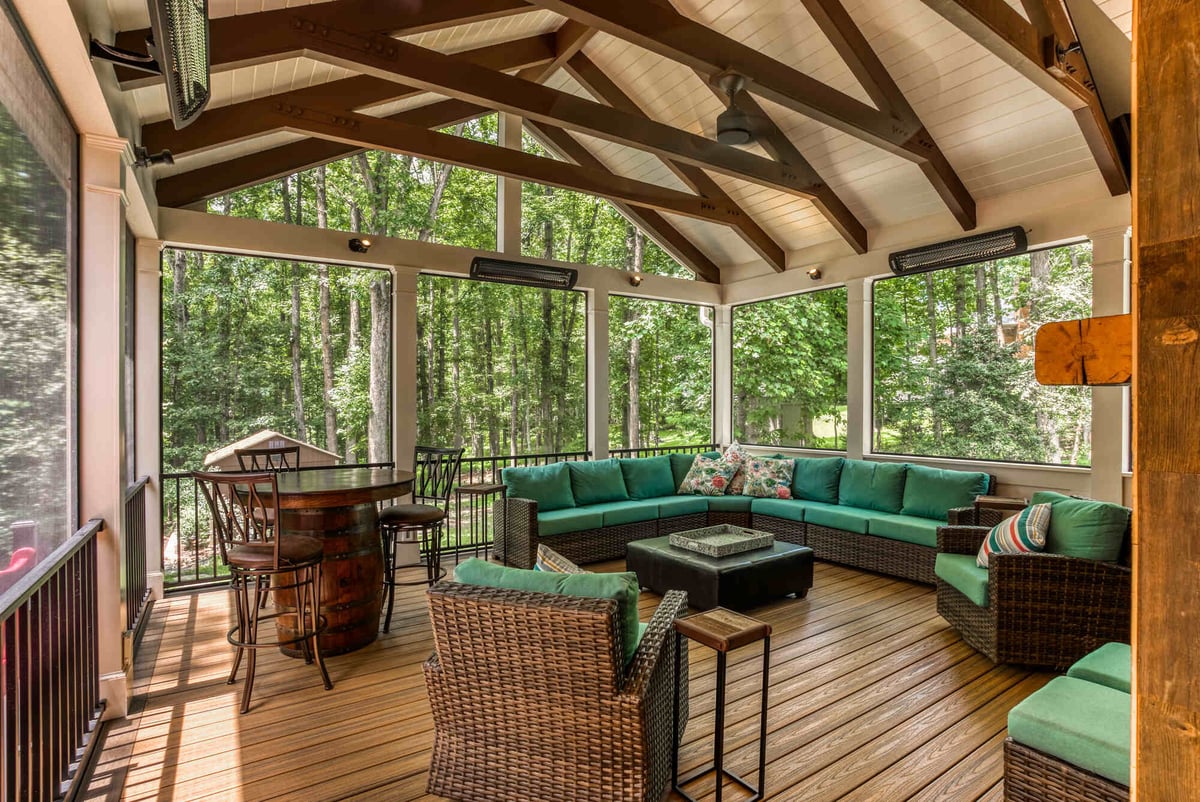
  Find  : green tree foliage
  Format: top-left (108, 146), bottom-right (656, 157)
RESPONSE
top-left (873, 243), bottom-right (1094, 464)
top-left (732, 288), bottom-right (849, 448)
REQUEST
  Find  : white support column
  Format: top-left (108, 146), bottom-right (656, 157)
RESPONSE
top-left (393, 267), bottom-right (420, 472)
top-left (845, 278), bottom-right (871, 459)
top-left (1088, 226), bottom-right (1131, 502)
top-left (496, 114), bottom-right (523, 255)
top-left (588, 289), bottom-right (610, 458)
top-left (135, 238), bottom-right (164, 601)
top-left (713, 305), bottom-right (733, 446)
top-left (79, 134), bottom-right (130, 720)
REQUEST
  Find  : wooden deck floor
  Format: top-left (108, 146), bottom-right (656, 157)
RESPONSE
top-left (85, 560), bottom-right (1048, 801)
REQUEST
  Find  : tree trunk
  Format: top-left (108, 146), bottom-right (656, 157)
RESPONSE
top-left (281, 176), bottom-right (307, 441)
top-left (924, 272), bottom-right (942, 440)
top-left (625, 226), bottom-right (645, 449)
top-left (314, 166), bottom-right (338, 452)
top-left (485, 316), bottom-right (499, 456)
top-left (952, 268), bottom-right (968, 340)
top-left (974, 264), bottom-right (988, 327)
top-left (418, 124), bottom-right (463, 242)
top-left (990, 265), bottom-right (1004, 342)
top-left (450, 281), bottom-right (463, 448)
top-left (368, 278), bottom-right (391, 462)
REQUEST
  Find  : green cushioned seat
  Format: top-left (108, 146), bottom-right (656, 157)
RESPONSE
top-left (750, 497), bottom-right (806, 523)
top-left (568, 459), bottom-right (629, 506)
top-left (803, 503), bottom-right (874, 534)
top-left (901, 464), bottom-right (991, 522)
top-left (668, 451), bottom-right (721, 489)
top-left (536, 508), bottom-right (604, 537)
top-left (503, 462), bottom-right (575, 511)
top-left (1007, 676), bottom-right (1131, 787)
top-left (656, 495), bottom-right (709, 517)
top-left (838, 460), bottom-right (908, 513)
top-left (618, 456), bottom-right (676, 499)
top-left (1031, 491), bottom-right (1131, 562)
top-left (585, 499), bottom-right (661, 527)
top-left (866, 512), bottom-right (943, 547)
top-left (453, 558), bottom-right (642, 664)
top-left (934, 553), bottom-right (990, 608)
top-left (791, 457), bottom-right (844, 504)
top-left (1067, 642), bottom-right (1132, 694)
top-left (706, 495), bottom-right (753, 513)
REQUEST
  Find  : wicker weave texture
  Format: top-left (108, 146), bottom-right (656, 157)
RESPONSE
top-left (423, 583), bottom-right (688, 802)
top-left (1004, 739), bottom-right (1128, 802)
top-left (750, 514), bottom-right (806, 546)
top-left (807, 524), bottom-right (936, 584)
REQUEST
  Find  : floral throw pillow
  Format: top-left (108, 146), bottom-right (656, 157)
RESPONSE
top-left (740, 457), bottom-right (795, 499)
top-left (977, 503), bottom-right (1052, 568)
top-left (678, 455), bottom-right (739, 496)
top-left (723, 441), bottom-right (752, 495)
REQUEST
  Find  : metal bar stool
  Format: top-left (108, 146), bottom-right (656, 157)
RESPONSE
top-left (193, 470), bottom-right (333, 714)
top-left (380, 446), bottom-right (463, 632)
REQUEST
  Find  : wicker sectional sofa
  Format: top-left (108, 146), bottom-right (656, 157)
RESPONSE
top-left (495, 453), bottom-right (993, 584)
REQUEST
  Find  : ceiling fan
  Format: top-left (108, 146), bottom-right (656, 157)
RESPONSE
top-left (714, 73), bottom-right (756, 146)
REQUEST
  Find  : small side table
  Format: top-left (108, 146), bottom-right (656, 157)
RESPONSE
top-left (673, 607), bottom-right (771, 802)
top-left (453, 483), bottom-right (506, 559)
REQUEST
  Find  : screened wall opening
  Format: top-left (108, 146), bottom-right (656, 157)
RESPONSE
top-left (609, 296), bottom-right (713, 451)
top-left (872, 241), bottom-right (1094, 465)
top-left (732, 287), bottom-right (849, 449)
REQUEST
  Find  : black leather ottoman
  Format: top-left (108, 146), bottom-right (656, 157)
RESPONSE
top-left (626, 535), bottom-right (814, 611)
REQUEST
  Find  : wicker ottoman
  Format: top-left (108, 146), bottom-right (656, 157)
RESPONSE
top-left (626, 535), bottom-right (814, 610)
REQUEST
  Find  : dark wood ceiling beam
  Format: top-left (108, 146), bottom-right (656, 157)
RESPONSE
top-left (142, 35), bottom-right (557, 158)
top-left (114, 0), bottom-right (533, 88)
top-left (155, 99), bottom-right (488, 208)
top-left (915, 0), bottom-right (1128, 194)
top-left (563, 53), bottom-right (787, 270)
top-left (525, 120), bottom-right (721, 282)
top-left (287, 28), bottom-right (825, 199)
top-left (526, 0), bottom-right (975, 229)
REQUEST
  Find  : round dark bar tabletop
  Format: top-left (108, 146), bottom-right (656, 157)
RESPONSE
top-left (266, 467), bottom-right (415, 508)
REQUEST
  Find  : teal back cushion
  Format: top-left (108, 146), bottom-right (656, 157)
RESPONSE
top-left (567, 459), bottom-right (629, 506)
top-left (838, 460), bottom-right (908, 513)
top-left (453, 558), bottom-right (642, 664)
top-left (618, 456), bottom-right (676, 500)
top-left (901, 464), bottom-right (991, 522)
top-left (1031, 491), bottom-right (1130, 562)
top-left (668, 451), bottom-right (720, 490)
top-left (502, 462), bottom-right (575, 511)
top-left (791, 457), bottom-right (844, 504)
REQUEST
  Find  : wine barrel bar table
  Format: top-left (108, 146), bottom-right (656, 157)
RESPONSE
top-left (265, 467), bottom-right (414, 656)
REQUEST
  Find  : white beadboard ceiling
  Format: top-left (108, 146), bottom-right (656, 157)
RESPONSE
top-left (101, 0), bottom-right (1134, 271)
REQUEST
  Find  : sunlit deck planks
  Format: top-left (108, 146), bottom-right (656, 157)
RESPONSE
top-left (85, 561), bottom-right (1048, 801)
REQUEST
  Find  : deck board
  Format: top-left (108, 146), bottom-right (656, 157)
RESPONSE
top-left (86, 560), bottom-right (1040, 801)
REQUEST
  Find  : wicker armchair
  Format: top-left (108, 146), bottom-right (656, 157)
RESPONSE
top-left (423, 581), bottom-right (689, 802)
top-left (936, 518), bottom-right (1132, 670)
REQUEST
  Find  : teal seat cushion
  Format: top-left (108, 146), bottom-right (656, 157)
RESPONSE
top-left (657, 495), bottom-right (708, 517)
top-left (934, 553), bottom-right (990, 607)
top-left (804, 503), bottom-right (874, 534)
top-left (568, 459), bottom-right (629, 506)
top-left (706, 495), bottom-right (753, 513)
top-left (537, 508), bottom-right (604, 537)
top-left (791, 457), bottom-right (844, 504)
top-left (750, 497), bottom-right (806, 523)
top-left (586, 499), bottom-right (661, 527)
top-left (504, 462), bottom-right (575, 511)
top-left (1007, 676), bottom-right (1131, 786)
top-left (866, 512), bottom-right (943, 548)
top-left (838, 460), bottom-right (908, 513)
top-left (618, 456), bottom-right (676, 500)
top-left (1067, 642), bottom-right (1132, 694)
top-left (669, 451), bottom-right (720, 490)
top-left (1031, 491), bottom-right (1130, 562)
top-left (901, 464), bottom-right (991, 522)
top-left (453, 558), bottom-right (642, 664)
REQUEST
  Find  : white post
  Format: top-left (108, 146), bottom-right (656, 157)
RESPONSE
top-left (135, 238), bottom-right (164, 601)
top-left (496, 114), bottom-right (523, 255)
top-left (588, 289), bottom-right (610, 458)
top-left (845, 278), bottom-right (870, 459)
top-left (79, 134), bottom-right (131, 720)
top-left (713, 305), bottom-right (733, 447)
top-left (1088, 226), bottom-right (1131, 502)
top-left (393, 267), bottom-right (420, 472)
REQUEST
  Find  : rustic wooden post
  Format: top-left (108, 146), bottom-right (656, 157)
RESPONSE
top-left (1133, 2), bottom-right (1200, 796)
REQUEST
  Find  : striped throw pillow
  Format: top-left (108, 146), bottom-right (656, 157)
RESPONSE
top-left (977, 503), bottom-right (1052, 568)
top-left (534, 544), bottom-right (585, 574)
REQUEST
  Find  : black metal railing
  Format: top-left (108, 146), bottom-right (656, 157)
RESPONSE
top-left (609, 443), bottom-right (719, 459)
top-left (456, 450), bottom-right (592, 486)
top-left (1, 518), bottom-right (106, 802)
top-left (124, 476), bottom-right (151, 637)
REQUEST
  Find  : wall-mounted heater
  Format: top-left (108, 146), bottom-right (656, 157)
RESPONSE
top-left (888, 226), bottom-right (1028, 276)
top-left (469, 257), bottom-right (578, 290)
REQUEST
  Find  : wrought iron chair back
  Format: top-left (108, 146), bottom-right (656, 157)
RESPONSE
top-left (235, 445), bottom-right (301, 472)
top-left (193, 471), bottom-right (281, 567)
top-left (412, 446), bottom-right (464, 509)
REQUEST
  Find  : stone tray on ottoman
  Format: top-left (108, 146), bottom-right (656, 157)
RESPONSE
top-left (668, 524), bottom-right (774, 558)
top-left (626, 534), bottom-right (814, 611)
